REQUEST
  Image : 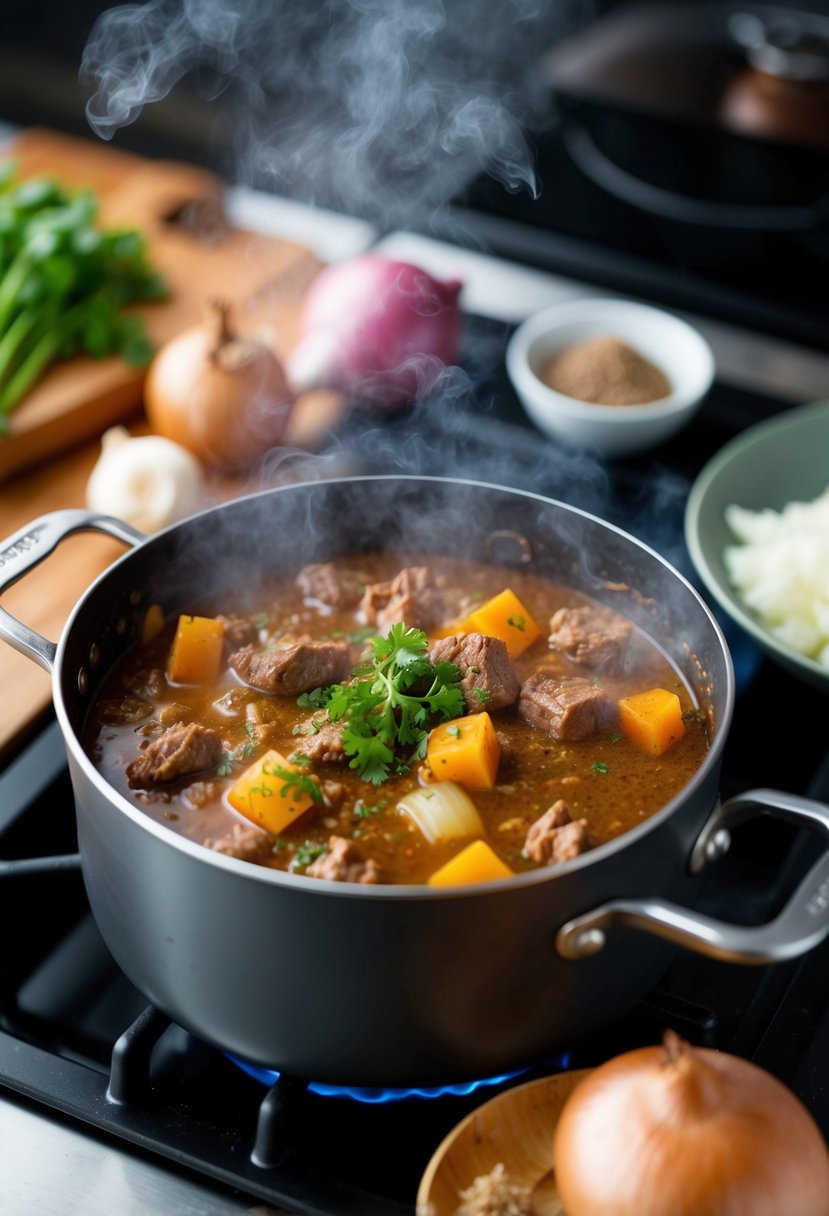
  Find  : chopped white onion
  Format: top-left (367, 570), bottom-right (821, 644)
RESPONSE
top-left (397, 781), bottom-right (484, 844)
top-left (724, 487), bottom-right (829, 670)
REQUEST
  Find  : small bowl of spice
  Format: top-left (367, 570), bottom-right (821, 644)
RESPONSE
top-left (506, 298), bottom-right (715, 458)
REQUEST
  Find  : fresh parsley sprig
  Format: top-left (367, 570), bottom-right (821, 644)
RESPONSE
top-left (0, 166), bottom-right (166, 427)
top-left (321, 623), bottom-right (465, 785)
top-left (268, 763), bottom-right (324, 804)
top-left (293, 842), bottom-right (326, 869)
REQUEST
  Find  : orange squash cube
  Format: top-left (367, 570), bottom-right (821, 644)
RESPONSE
top-left (227, 749), bottom-right (318, 835)
top-left (462, 588), bottom-right (541, 658)
top-left (168, 614), bottom-right (224, 685)
top-left (427, 712), bottom-right (501, 790)
top-left (618, 687), bottom-right (686, 757)
top-left (427, 839), bottom-right (514, 887)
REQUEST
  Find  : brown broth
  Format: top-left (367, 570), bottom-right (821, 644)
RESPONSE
top-left (83, 554), bottom-right (709, 884)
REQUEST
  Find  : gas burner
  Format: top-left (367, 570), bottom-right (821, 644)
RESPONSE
top-left (227, 1053), bottom-right (556, 1105)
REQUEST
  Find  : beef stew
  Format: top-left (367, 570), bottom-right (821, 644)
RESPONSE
top-left (84, 554), bottom-right (709, 886)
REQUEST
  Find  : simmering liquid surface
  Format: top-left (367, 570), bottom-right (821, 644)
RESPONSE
top-left (84, 554), bottom-right (709, 884)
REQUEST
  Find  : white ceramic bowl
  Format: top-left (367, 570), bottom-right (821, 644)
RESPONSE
top-left (506, 298), bottom-right (715, 459)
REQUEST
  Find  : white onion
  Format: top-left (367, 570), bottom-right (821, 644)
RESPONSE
top-left (397, 781), bottom-right (483, 844)
top-left (724, 488), bottom-right (829, 669)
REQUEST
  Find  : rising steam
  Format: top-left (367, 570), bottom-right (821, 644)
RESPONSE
top-left (81, 0), bottom-right (583, 226)
top-left (82, 0), bottom-right (687, 576)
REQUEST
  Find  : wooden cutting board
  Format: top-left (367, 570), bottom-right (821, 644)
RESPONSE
top-left (0, 128), bottom-right (326, 481)
top-left (0, 129), bottom-right (349, 760)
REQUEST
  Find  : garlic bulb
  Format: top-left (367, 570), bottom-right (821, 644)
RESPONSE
top-left (86, 426), bottom-right (207, 533)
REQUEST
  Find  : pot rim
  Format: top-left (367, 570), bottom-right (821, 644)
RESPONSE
top-left (53, 474), bottom-right (736, 899)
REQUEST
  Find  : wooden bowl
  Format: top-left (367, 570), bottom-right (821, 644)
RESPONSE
top-left (417, 1069), bottom-right (592, 1216)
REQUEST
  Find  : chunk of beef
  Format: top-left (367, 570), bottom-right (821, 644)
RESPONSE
top-left (518, 674), bottom-right (612, 742)
top-left (295, 562), bottom-right (363, 609)
top-left (293, 719), bottom-right (346, 763)
top-left (206, 822), bottom-right (275, 864)
top-left (126, 721), bottom-right (223, 788)
top-left (217, 613), bottom-right (260, 650)
top-left (548, 604), bottom-right (632, 674)
top-left (524, 800), bottom-right (591, 865)
top-left (230, 640), bottom-right (352, 696)
top-left (429, 632), bottom-right (520, 713)
top-left (552, 819), bottom-right (593, 861)
top-left (359, 566), bottom-right (445, 633)
top-left (306, 835), bottom-right (382, 884)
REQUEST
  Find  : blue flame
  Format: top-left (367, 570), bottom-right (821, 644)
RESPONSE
top-left (227, 1051), bottom-right (572, 1104)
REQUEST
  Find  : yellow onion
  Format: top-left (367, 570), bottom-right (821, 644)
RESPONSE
top-left (553, 1031), bottom-right (829, 1216)
top-left (144, 299), bottom-right (293, 471)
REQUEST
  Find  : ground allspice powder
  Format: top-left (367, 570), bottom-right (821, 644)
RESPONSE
top-left (542, 333), bottom-right (672, 405)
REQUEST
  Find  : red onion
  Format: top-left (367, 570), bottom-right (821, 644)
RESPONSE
top-left (286, 254), bottom-right (462, 407)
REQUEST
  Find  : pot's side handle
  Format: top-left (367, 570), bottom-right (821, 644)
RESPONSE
top-left (0, 509), bottom-right (145, 672)
top-left (556, 789), bottom-right (829, 966)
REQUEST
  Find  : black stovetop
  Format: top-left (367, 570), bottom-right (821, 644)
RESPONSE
top-left (1, 311), bottom-right (828, 1213)
top-left (437, 100), bottom-right (829, 352)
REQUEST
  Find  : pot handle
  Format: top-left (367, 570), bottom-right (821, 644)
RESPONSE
top-left (556, 788), bottom-right (829, 965)
top-left (0, 509), bottom-right (145, 672)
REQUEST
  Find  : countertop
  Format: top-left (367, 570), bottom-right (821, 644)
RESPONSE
top-left (2, 129), bottom-right (829, 1215)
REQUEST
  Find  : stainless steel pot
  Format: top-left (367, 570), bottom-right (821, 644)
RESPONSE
top-left (2, 477), bottom-right (829, 1087)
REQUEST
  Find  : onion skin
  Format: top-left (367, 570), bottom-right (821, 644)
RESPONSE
top-left (286, 255), bottom-right (462, 407)
top-left (553, 1035), bottom-right (829, 1216)
top-left (144, 301), bottom-right (293, 472)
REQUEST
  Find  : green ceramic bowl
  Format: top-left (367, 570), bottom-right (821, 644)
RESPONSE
top-left (685, 399), bottom-right (829, 694)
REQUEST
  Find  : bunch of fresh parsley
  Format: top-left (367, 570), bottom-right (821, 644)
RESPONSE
top-left (0, 164), bottom-right (166, 427)
top-left (317, 623), bottom-right (465, 785)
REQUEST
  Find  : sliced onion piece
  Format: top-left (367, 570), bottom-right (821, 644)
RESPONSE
top-left (397, 781), bottom-right (484, 844)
